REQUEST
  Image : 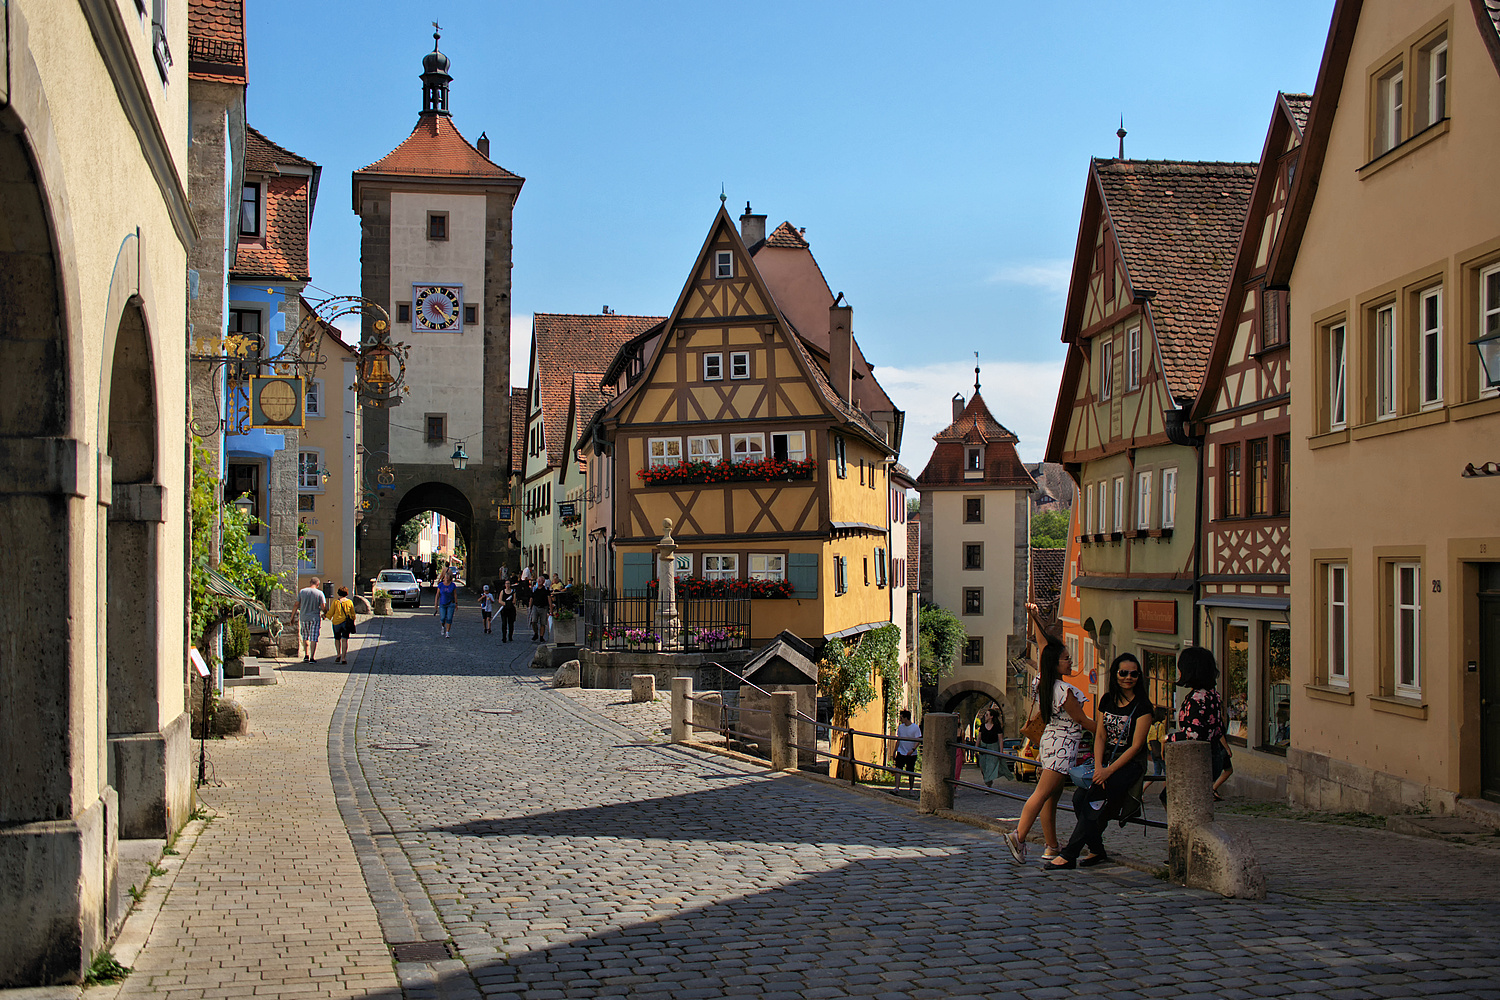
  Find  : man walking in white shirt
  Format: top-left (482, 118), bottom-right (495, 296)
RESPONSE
top-left (892, 710), bottom-right (921, 795)
top-left (297, 578), bottom-right (327, 663)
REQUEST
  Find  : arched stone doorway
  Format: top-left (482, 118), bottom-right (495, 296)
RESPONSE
top-left (393, 481), bottom-right (475, 580)
top-left (939, 680), bottom-right (1007, 737)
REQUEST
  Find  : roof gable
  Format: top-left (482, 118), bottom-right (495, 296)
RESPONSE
top-left (532, 314), bottom-right (663, 469)
top-left (353, 114), bottom-right (524, 209)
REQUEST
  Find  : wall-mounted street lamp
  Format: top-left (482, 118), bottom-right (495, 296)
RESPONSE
top-left (1472, 323), bottom-right (1500, 390)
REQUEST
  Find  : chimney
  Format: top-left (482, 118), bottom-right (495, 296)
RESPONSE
top-left (739, 201), bottom-right (766, 246)
top-left (829, 297), bottom-right (853, 403)
top-left (952, 394), bottom-right (965, 421)
top-left (477, 131), bottom-right (490, 158)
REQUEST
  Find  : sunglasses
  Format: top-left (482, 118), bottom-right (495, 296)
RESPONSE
top-left (1117, 669), bottom-right (1140, 678)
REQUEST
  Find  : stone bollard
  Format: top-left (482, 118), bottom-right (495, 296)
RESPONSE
top-left (552, 660), bottom-right (581, 688)
top-left (770, 691), bottom-right (795, 771)
top-left (1164, 740), bottom-right (1267, 899)
top-left (631, 674), bottom-right (656, 703)
top-left (671, 677), bottom-right (693, 744)
top-left (918, 713), bottom-right (958, 814)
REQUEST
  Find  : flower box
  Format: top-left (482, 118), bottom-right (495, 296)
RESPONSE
top-left (648, 577), bottom-right (794, 599)
top-left (637, 458), bottom-right (816, 487)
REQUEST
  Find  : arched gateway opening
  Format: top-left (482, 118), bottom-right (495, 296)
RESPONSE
top-left (392, 481), bottom-right (475, 580)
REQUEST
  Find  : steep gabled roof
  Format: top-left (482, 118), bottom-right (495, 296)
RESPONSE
top-left (356, 114), bottom-right (520, 180)
top-left (1030, 547), bottom-right (1067, 623)
top-left (566, 372), bottom-right (609, 458)
top-left (245, 126), bottom-right (315, 173)
top-left (187, 0), bottom-right (246, 83)
top-left (1193, 94), bottom-right (1308, 422)
top-left (509, 386), bottom-right (527, 476)
top-left (765, 221), bottom-right (809, 248)
top-left (1093, 159), bottom-right (1256, 398)
top-left (933, 391), bottom-right (1018, 444)
top-left (533, 314), bottom-right (663, 468)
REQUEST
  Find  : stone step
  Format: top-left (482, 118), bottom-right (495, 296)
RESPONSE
top-left (1456, 795), bottom-right (1500, 832)
top-left (1386, 812), bottom-right (1498, 844)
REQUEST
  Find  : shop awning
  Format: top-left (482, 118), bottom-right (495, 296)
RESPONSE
top-left (1195, 594), bottom-right (1291, 612)
top-left (205, 567), bottom-right (281, 634)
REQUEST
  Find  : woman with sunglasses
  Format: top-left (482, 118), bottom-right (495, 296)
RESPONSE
top-left (1042, 652), bottom-right (1154, 871)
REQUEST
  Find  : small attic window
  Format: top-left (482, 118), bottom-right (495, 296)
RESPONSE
top-left (715, 251), bottom-right (734, 279)
top-left (966, 447), bottom-right (982, 471)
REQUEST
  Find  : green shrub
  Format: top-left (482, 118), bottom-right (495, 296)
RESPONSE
top-left (224, 616), bottom-right (250, 659)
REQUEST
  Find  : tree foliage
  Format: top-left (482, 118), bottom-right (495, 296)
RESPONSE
top-left (1030, 509), bottom-right (1070, 549)
top-left (918, 604), bottom-right (967, 687)
top-left (189, 438), bottom-right (284, 647)
top-left (818, 624), bottom-right (903, 727)
top-left (394, 516), bottom-right (425, 550)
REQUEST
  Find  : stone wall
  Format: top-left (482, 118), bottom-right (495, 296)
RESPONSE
top-left (1288, 747), bottom-right (1458, 816)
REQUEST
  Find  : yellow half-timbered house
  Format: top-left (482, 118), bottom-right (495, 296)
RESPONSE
top-left (588, 204), bottom-right (906, 763)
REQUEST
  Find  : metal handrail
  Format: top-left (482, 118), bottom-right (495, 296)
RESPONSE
top-left (963, 740), bottom-right (1165, 783)
top-left (947, 744), bottom-right (1167, 830)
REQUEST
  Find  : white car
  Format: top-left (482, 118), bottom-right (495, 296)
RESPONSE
top-left (376, 570), bottom-right (422, 608)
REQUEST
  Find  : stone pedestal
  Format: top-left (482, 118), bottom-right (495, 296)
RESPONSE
top-left (919, 713), bottom-right (958, 813)
top-left (1165, 740), bottom-right (1266, 899)
top-left (671, 677), bottom-right (693, 743)
top-left (631, 674), bottom-right (656, 702)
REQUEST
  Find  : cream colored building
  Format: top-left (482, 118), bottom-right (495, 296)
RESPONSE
top-left (918, 389), bottom-right (1034, 722)
top-left (297, 321), bottom-right (361, 593)
top-left (0, 0), bottom-right (192, 984)
top-left (1272, 0), bottom-right (1500, 816)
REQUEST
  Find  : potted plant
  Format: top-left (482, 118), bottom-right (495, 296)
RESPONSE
top-left (371, 588), bottom-right (392, 616)
top-left (552, 606), bottom-right (578, 644)
top-left (222, 615), bottom-right (250, 678)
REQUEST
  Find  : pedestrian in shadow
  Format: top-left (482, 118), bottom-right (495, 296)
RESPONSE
top-left (977, 707), bottom-right (1005, 786)
top-left (1042, 653), bottom-right (1153, 871)
top-left (892, 710), bottom-right (920, 794)
top-left (1005, 642), bottom-right (1096, 864)
top-left (1163, 646), bottom-right (1233, 802)
top-left (527, 577), bottom-right (550, 641)
top-left (499, 580), bottom-right (517, 642)
top-left (479, 585), bottom-right (495, 634)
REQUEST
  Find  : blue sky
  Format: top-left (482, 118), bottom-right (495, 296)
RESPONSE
top-left (247, 1), bottom-right (1335, 473)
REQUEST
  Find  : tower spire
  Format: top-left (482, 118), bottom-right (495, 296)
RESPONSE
top-left (420, 23), bottom-right (453, 116)
top-left (974, 351), bottom-right (981, 395)
top-left (1117, 116), bottom-right (1127, 159)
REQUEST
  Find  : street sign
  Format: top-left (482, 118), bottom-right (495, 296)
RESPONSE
top-left (557, 501), bottom-right (577, 518)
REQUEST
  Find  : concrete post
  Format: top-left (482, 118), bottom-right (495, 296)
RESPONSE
top-left (770, 691), bottom-right (794, 771)
top-left (631, 674), bottom-right (656, 703)
top-left (670, 677), bottom-right (693, 744)
top-left (918, 713), bottom-right (958, 814)
top-left (1164, 739), bottom-right (1213, 884)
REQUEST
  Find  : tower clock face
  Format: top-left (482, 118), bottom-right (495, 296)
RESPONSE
top-left (412, 284), bottom-right (463, 332)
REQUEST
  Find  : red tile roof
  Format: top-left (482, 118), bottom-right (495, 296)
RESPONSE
top-left (356, 114), bottom-right (521, 181)
top-left (533, 314), bottom-right (664, 468)
top-left (569, 372), bottom-right (609, 455)
top-left (1477, 0), bottom-right (1500, 74)
top-left (919, 393), bottom-right (1033, 487)
top-left (1094, 160), bottom-right (1256, 398)
top-left (933, 391), bottom-right (1018, 444)
top-left (234, 175), bottom-right (309, 281)
top-left (765, 222), bottom-right (809, 248)
top-left (245, 125), bottom-right (315, 173)
top-left (1282, 93), bottom-right (1313, 135)
top-left (1030, 547), bottom-right (1066, 622)
top-left (187, 0), bottom-right (245, 83)
top-left (509, 386), bottom-right (527, 476)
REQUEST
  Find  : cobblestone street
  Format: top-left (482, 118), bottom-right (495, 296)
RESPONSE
top-left (98, 605), bottom-right (1500, 999)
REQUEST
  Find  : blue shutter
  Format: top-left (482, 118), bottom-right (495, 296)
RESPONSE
top-left (787, 553), bottom-right (818, 598)
top-left (621, 552), bottom-right (655, 596)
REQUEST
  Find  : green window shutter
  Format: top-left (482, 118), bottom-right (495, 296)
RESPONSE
top-left (621, 552), bottom-right (655, 596)
top-left (788, 553), bottom-right (818, 598)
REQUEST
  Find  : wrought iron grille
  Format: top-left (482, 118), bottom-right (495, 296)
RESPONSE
top-left (581, 594), bottom-right (751, 654)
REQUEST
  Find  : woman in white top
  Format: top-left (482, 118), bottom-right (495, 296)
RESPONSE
top-left (1004, 642), bottom-right (1097, 864)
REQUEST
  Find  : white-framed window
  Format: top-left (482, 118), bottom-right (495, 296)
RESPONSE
top-left (304, 379), bottom-right (323, 417)
top-left (1136, 471), bottom-right (1152, 530)
top-left (238, 183), bottom-right (261, 237)
top-left (1327, 562), bottom-right (1349, 686)
top-left (1125, 326), bottom-right (1142, 391)
top-left (1084, 483), bottom-right (1095, 534)
top-left (1112, 476), bottom-right (1124, 534)
top-left (770, 431), bottom-right (805, 462)
top-left (749, 553), bottom-right (785, 581)
top-left (1065, 634), bottom-right (1079, 668)
top-left (965, 447), bottom-right (982, 473)
top-left (298, 532), bottom-right (320, 573)
top-left (703, 353), bottom-right (723, 381)
top-left (1393, 561), bottom-right (1422, 696)
top-left (730, 433), bottom-right (765, 464)
top-left (1100, 339), bottom-right (1114, 400)
top-left (648, 437), bottom-right (683, 468)
top-left (1376, 63), bottom-right (1404, 156)
top-left (1481, 263), bottom-right (1500, 395)
top-left (298, 450), bottom-right (323, 491)
top-left (673, 553), bottom-right (693, 579)
top-left (1419, 34), bottom-right (1448, 129)
top-left (1420, 287), bottom-right (1443, 409)
top-left (1329, 322), bottom-right (1348, 428)
top-left (703, 554), bottom-right (738, 581)
top-left (730, 352), bottom-right (750, 378)
top-left (715, 250), bottom-right (734, 279)
top-left (688, 435), bottom-right (722, 464)
top-left (1162, 468), bottom-right (1177, 528)
top-left (1376, 303), bottom-right (1398, 419)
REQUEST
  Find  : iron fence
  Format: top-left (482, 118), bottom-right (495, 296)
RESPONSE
top-left (580, 594), bottom-right (751, 654)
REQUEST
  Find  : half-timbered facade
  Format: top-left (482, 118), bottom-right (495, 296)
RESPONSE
top-left (591, 205), bottom-right (904, 649)
top-left (1047, 158), bottom-right (1255, 708)
top-left (1190, 93), bottom-right (1310, 798)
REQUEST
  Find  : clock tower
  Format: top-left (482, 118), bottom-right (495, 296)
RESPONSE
top-left (353, 29), bottom-right (523, 584)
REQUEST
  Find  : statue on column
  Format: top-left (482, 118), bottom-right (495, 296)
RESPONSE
top-left (656, 517), bottom-right (680, 649)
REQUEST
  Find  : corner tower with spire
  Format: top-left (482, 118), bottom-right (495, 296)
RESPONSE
top-left (353, 29), bottom-right (526, 583)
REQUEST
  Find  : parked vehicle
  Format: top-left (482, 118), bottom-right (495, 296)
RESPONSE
top-left (1008, 737), bottom-right (1039, 782)
top-left (376, 569), bottom-right (422, 608)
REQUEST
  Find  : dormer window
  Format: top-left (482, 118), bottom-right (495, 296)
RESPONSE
top-left (239, 183), bottom-right (261, 238)
top-left (715, 251), bottom-right (734, 279)
top-left (966, 447), bottom-right (982, 471)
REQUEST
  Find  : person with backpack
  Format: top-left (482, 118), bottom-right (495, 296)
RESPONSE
top-left (1042, 653), bottom-right (1154, 871)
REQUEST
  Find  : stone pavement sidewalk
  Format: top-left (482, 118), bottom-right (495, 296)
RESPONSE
top-left (91, 627), bottom-right (401, 1000)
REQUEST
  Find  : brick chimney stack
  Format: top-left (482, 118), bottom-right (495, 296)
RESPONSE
top-left (739, 202), bottom-right (766, 246)
top-left (830, 297), bottom-right (853, 403)
top-left (952, 394), bottom-right (965, 421)
top-left (477, 132), bottom-right (490, 158)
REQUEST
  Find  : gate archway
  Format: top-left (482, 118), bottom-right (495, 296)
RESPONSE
top-left (393, 481), bottom-right (475, 578)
